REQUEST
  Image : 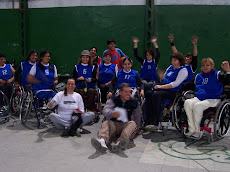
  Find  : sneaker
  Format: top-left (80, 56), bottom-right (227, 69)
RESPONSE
top-left (192, 132), bottom-right (201, 138)
top-left (111, 139), bottom-right (129, 152)
top-left (91, 137), bottom-right (107, 153)
top-left (185, 131), bottom-right (195, 137)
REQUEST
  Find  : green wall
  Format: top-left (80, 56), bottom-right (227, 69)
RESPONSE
top-left (1, 5), bottom-right (230, 75)
top-left (27, 6), bottom-right (146, 74)
top-left (0, 10), bottom-right (21, 63)
top-left (154, 5), bottom-right (230, 71)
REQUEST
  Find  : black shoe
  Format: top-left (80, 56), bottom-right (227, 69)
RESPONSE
top-left (80, 128), bottom-right (91, 134)
top-left (68, 129), bottom-right (81, 137)
top-left (60, 129), bottom-right (69, 137)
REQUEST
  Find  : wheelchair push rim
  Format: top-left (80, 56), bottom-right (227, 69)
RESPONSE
top-left (214, 99), bottom-right (230, 139)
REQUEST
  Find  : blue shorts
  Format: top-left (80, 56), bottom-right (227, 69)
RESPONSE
top-left (36, 90), bottom-right (56, 100)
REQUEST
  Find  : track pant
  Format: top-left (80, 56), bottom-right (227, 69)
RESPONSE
top-left (184, 97), bottom-right (220, 133)
top-left (49, 112), bottom-right (95, 129)
top-left (98, 120), bottom-right (137, 144)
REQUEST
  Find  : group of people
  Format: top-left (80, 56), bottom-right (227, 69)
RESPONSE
top-left (1, 35), bottom-right (230, 153)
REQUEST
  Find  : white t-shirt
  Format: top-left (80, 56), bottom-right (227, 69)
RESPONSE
top-left (29, 63), bottom-right (58, 77)
top-left (51, 91), bottom-right (84, 120)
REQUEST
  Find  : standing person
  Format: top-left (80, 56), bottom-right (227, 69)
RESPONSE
top-left (184, 59), bottom-right (230, 138)
top-left (27, 50), bottom-right (58, 100)
top-left (91, 83), bottom-right (142, 153)
top-left (107, 57), bottom-right (144, 99)
top-left (72, 50), bottom-right (97, 111)
top-left (97, 52), bottom-right (118, 105)
top-left (48, 78), bottom-right (95, 137)
top-left (0, 53), bottom-right (15, 100)
top-left (145, 52), bottom-right (188, 126)
top-left (132, 36), bottom-right (160, 91)
top-left (89, 47), bottom-right (101, 66)
top-left (14, 49), bottom-right (38, 89)
top-left (102, 39), bottom-right (126, 69)
top-left (168, 34), bottom-right (198, 83)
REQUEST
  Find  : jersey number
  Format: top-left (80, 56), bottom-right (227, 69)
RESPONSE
top-left (83, 69), bottom-right (87, 74)
top-left (2, 70), bottom-right (7, 75)
top-left (125, 75), bottom-right (130, 79)
top-left (202, 78), bottom-right (209, 84)
top-left (148, 65), bottom-right (151, 69)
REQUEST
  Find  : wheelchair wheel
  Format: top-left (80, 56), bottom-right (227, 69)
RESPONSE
top-left (172, 94), bottom-right (185, 133)
top-left (214, 99), bottom-right (230, 139)
top-left (20, 90), bottom-right (33, 124)
top-left (0, 90), bottom-right (10, 120)
top-left (10, 87), bottom-right (23, 116)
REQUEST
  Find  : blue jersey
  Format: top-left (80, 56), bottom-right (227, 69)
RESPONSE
top-left (0, 64), bottom-right (12, 81)
top-left (116, 69), bottom-right (138, 88)
top-left (162, 65), bottom-right (185, 91)
top-left (75, 64), bottom-right (95, 88)
top-left (21, 61), bottom-right (35, 86)
top-left (32, 64), bottom-right (55, 93)
top-left (98, 63), bottom-right (116, 84)
top-left (195, 70), bottom-right (223, 100)
top-left (140, 59), bottom-right (157, 82)
top-left (184, 64), bottom-right (195, 83)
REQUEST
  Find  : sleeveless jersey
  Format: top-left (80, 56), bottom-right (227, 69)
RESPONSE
top-left (75, 64), bottom-right (95, 88)
top-left (98, 63), bottom-right (116, 84)
top-left (21, 61), bottom-right (35, 86)
top-left (140, 59), bottom-right (157, 82)
top-left (195, 70), bottom-right (223, 100)
top-left (162, 65), bottom-right (185, 91)
top-left (0, 64), bottom-right (12, 81)
top-left (32, 63), bottom-right (55, 92)
top-left (116, 69), bottom-right (138, 88)
top-left (184, 64), bottom-right (195, 83)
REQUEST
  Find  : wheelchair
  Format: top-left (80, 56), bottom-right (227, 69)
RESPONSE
top-left (10, 85), bottom-right (33, 124)
top-left (0, 90), bottom-right (10, 122)
top-left (172, 86), bottom-right (230, 142)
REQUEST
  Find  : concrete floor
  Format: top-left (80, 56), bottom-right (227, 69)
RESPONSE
top-left (0, 115), bottom-right (230, 172)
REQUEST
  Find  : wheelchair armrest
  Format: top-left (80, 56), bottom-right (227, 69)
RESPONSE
top-left (219, 94), bottom-right (227, 101)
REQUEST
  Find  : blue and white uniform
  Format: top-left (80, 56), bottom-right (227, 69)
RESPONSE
top-left (20, 61), bottom-right (36, 86)
top-left (0, 64), bottom-right (12, 81)
top-left (74, 63), bottom-right (95, 88)
top-left (116, 69), bottom-right (138, 88)
top-left (98, 63), bottom-right (116, 84)
top-left (184, 64), bottom-right (195, 83)
top-left (29, 63), bottom-right (57, 99)
top-left (140, 59), bottom-right (158, 82)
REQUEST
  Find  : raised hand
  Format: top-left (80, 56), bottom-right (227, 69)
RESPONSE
top-left (168, 34), bottom-right (174, 43)
top-left (151, 36), bottom-right (157, 43)
top-left (191, 35), bottom-right (198, 45)
top-left (221, 61), bottom-right (230, 72)
top-left (132, 36), bottom-right (139, 43)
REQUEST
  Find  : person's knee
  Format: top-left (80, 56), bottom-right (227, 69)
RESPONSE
top-left (193, 103), bottom-right (205, 114)
top-left (128, 121), bottom-right (137, 129)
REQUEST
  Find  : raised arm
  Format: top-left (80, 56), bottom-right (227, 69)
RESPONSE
top-left (191, 35), bottom-right (198, 72)
top-left (168, 34), bottom-right (178, 53)
top-left (151, 36), bottom-right (160, 66)
top-left (132, 37), bottom-right (144, 64)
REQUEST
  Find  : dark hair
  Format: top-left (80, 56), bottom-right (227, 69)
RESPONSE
top-left (119, 83), bottom-right (130, 91)
top-left (64, 78), bottom-right (76, 96)
top-left (186, 53), bottom-right (192, 57)
top-left (90, 47), bottom-right (97, 53)
top-left (26, 49), bottom-right (38, 61)
top-left (103, 52), bottom-right (112, 58)
top-left (170, 52), bottom-right (185, 66)
top-left (40, 50), bottom-right (51, 59)
top-left (77, 55), bottom-right (92, 66)
top-left (145, 49), bottom-right (154, 59)
top-left (0, 53), bottom-right (6, 58)
top-left (122, 57), bottom-right (133, 64)
top-left (107, 39), bottom-right (116, 45)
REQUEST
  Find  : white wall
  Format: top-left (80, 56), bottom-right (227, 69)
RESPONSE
top-left (155, 0), bottom-right (230, 5)
top-left (0, 0), bottom-right (19, 9)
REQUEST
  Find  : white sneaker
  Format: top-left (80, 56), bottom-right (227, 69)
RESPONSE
top-left (192, 132), bottom-right (201, 138)
top-left (91, 137), bottom-right (107, 153)
top-left (185, 131), bottom-right (195, 137)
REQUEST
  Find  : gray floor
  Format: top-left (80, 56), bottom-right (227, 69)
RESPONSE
top-left (0, 115), bottom-right (230, 172)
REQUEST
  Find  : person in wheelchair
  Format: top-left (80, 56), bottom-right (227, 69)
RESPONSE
top-left (97, 52), bottom-right (118, 105)
top-left (132, 36), bottom-right (160, 92)
top-left (72, 50), bottom-right (97, 112)
top-left (107, 57), bottom-right (144, 99)
top-left (91, 83), bottom-right (142, 153)
top-left (145, 52), bottom-right (188, 126)
top-left (14, 49), bottom-right (38, 90)
top-left (0, 53), bottom-right (15, 101)
top-left (184, 58), bottom-right (230, 138)
top-left (27, 50), bottom-right (58, 101)
top-left (48, 78), bottom-right (95, 137)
